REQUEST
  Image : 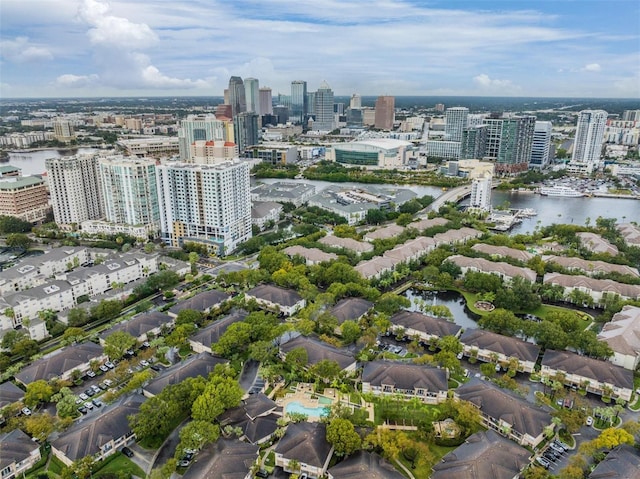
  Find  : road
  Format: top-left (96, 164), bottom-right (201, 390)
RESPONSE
top-left (425, 185), bottom-right (472, 212)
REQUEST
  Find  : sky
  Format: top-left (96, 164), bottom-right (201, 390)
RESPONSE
top-left (1, 0), bottom-right (639, 99)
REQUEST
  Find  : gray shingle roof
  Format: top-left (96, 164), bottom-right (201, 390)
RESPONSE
top-left (180, 438), bottom-right (259, 479)
top-left (0, 381), bottom-right (25, 409)
top-left (169, 290), bottom-right (230, 316)
top-left (247, 284), bottom-right (303, 307)
top-left (456, 379), bottom-right (552, 440)
top-left (143, 352), bottom-right (228, 396)
top-left (15, 342), bottom-right (105, 385)
top-left (431, 430), bottom-right (530, 479)
top-left (99, 311), bottom-right (173, 341)
top-left (51, 395), bottom-right (143, 463)
top-left (330, 298), bottom-right (374, 325)
top-left (391, 310), bottom-right (461, 338)
top-left (362, 361), bottom-right (448, 392)
top-left (543, 272), bottom-right (640, 299)
top-left (0, 429), bottom-right (39, 470)
top-left (541, 350), bottom-right (634, 390)
top-left (589, 444), bottom-right (640, 479)
top-left (460, 329), bottom-right (540, 363)
top-left (275, 422), bottom-right (333, 469)
top-left (189, 309), bottom-right (248, 349)
top-left (318, 235), bottom-right (374, 253)
top-left (597, 305), bottom-right (640, 357)
top-left (328, 451), bottom-right (404, 479)
top-left (471, 243), bottom-right (534, 262)
top-left (280, 336), bottom-right (356, 370)
top-left (544, 255), bottom-right (639, 277)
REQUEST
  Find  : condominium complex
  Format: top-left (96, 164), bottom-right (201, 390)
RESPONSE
top-left (572, 110), bottom-right (608, 164)
top-left (445, 107), bottom-right (469, 142)
top-left (0, 175), bottom-right (50, 223)
top-left (178, 115), bottom-right (226, 161)
top-left (156, 161), bottom-right (252, 255)
top-left (97, 155), bottom-right (160, 234)
top-left (483, 116), bottom-right (536, 175)
top-left (374, 96), bottom-right (395, 130)
top-left (46, 154), bottom-right (103, 226)
top-left (529, 121), bottom-right (552, 169)
top-left (469, 173), bottom-right (492, 211)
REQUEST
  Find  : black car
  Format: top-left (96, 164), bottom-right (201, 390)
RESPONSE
top-left (77, 406), bottom-right (88, 414)
top-left (255, 470), bottom-right (269, 478)
top-left (121, 447), bottom-right (134, 458)
top-left (84, 388), bottom-right (95, 397)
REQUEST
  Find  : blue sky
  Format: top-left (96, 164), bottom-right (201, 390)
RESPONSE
top-left (1, 0), bottom-right (639, 98)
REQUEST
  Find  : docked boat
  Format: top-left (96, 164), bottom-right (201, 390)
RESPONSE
top-left (539, 185), bottom-right (584, 197)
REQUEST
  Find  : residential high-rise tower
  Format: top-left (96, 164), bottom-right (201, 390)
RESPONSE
top-left (572, 110), bottom-right (607, 164)
top-left (98, 156), bottom-right (160, 230)
top-left (529, 121), bottom-right (552, 169)
top-left (469, 173), bottom-right (492, 211)
top-left (445, 107), bottom-right (469, 142)
top-left (482, 116), bottom-right (536, 175)
top-left (156, 161), bottom-right (252, 255)
top-left (46, 154), bottom-right (103, 225)
top-left (233, 112), bottom-right (260, 155)
top-left (178, 115), bottom-right (226, 161)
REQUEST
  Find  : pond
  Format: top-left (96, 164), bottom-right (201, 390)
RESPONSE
top-left (404, 288), bottom-right (479, 330)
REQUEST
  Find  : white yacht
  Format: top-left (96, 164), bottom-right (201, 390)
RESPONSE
top-left (539, 185), bottom-right (584, 197)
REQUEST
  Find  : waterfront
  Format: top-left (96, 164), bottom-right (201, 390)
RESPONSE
top-left (4, 148), bottom-right (101, 176)
top-left (3, 150), bottom-right (639, 231)
top-left (488, 190), bottom-right (640, 233)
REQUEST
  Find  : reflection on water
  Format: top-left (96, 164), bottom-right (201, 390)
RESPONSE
top-left (404, 288), bottom-right (479, 330)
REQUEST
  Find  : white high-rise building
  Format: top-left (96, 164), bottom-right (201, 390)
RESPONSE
top-left (98, 155), bottom-right (160, 230)
top-left (445, 107), bottom-right (469, 142)
top-left (572, 110), bottom-right (607, 165)
top-left (312, 81), bottom-right (335, 131)
top-left (350, 94), bottom-right (362, 109)
top-left (46, 154), bottom-right (103, 225)
top-left (469, 173), bottom-right (492, 211)
top-left (178, 115), bottom-right (226, 161)
top-left (156, 161), bottom-right (252, 255)
top-left (529, 121), bottom-right (552, 169)
top-left (244, 78), bottom-right (260, 114)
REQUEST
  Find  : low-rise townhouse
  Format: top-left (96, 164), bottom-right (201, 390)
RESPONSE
top-left (459, 329), bottom-right (540, 373)
top-left (245, 284), bottom-right (306, 316)
top-left (361, 361), bottom-right (448, 404)
top-left (390, 310), bottom-right (461, 343)
top-left (576, 232), bottom-right (619, 256)
top-left (597, 305), bottom-right (640, 370)
top-left (544, 255), bottom-right (639, 277)
top-left (471, 243), bottom-right (534, 262)
top-left (447, 255), bottom-right (537, 283)
top-left (543, 273), bottom-right (640, 304)
top-left (274, 422), bottom-right (334, 479)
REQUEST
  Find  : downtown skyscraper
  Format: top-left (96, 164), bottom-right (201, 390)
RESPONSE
top-left (374, 96), bottom-right (395, 130)
top-left (228, 76), bottom-right (247, 117)
top-left (312, 81), bottom-right (335, 131)
top-left (244, 78), bottom-right (260, 114)
top-left (259, 87), bottom-right (273, 115)
top-left (290, 80), bottom-right (307, 124)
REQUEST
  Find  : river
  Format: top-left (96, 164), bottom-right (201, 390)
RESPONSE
top-left (4, 148), bottom-right (103, 176)
top-left (5, 150), bottom-right (639, 229)
top-left (488, 190), bottom-right (640, 233)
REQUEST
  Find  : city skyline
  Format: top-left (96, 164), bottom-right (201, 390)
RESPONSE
top-left (1, 0), bottom-right (639, 99)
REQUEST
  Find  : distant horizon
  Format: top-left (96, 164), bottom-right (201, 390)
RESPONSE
top-left (2, 1), bottom-right (638, 99)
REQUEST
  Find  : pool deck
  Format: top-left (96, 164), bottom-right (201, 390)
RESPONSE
top-left (277, 382), bottom-right (374, 422)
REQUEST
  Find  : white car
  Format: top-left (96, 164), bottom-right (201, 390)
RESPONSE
top-left (586, 416), bottom-right (594, 426)
top-left (140, 360), bottom-right (150, 367)
top-left (84, 402), bottom-right (94, 410)
top-left (79, 393), bottom-right (89, 400)
top-left (21, 407), bottom-right (32, 416)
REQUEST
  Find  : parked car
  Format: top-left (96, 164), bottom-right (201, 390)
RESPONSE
top-left (84, 402), bottom-right (94, 410)
top-left (103, 379), bottom-right (114, 387)
top-left (92, 398), bottom-right (103, 407)
top-left (79, 393), bottom-right (89, 400)
top-left (105, 361), bottom-right (115, 369)
top-left (77, 406), bottom-right (88, 414)
top-left (121, 447), bottom-right (134, 458)
top-left (87, 371), bottom-right (96, 378)
top-left (555, 440), bottom-right (569, 451)
top-left (256, 470), bottom-right (269, 478)
top-left (90, 385), bottom-right (101, 394)
top-left (99, 365), bottom-right (109, 372)
top-left (84, 388), bottom-right (95, 397)
top-left (586, 416), bottom-right (594, 426)
top-left (549, 443), bottom-right (564, 454)
top-left (140, 360), bottom-right (150, 367)
top-left (21, 407), bottom-right (32, 416)
top-left (536, 457), bottom-right (551, 469)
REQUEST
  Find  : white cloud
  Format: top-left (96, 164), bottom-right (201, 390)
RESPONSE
top-left (473, 74), bottom-right (520, 93)
top-left (582, 63), bottom-right (602, 72)
top-left (56, 74), bottom-right (99, 87)
top-left (0, 37), bottom-right (53, 63)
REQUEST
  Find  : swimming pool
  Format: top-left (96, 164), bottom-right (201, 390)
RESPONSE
top-left (285, 401), bottom-right (329, 417)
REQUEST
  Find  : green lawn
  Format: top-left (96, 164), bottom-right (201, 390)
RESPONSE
top-left (373, 399), bottom-right (442, 426)
top-left (94, 453), bottom-right (146, 479)
top-left (396, 432), bottom-right (458, 479)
